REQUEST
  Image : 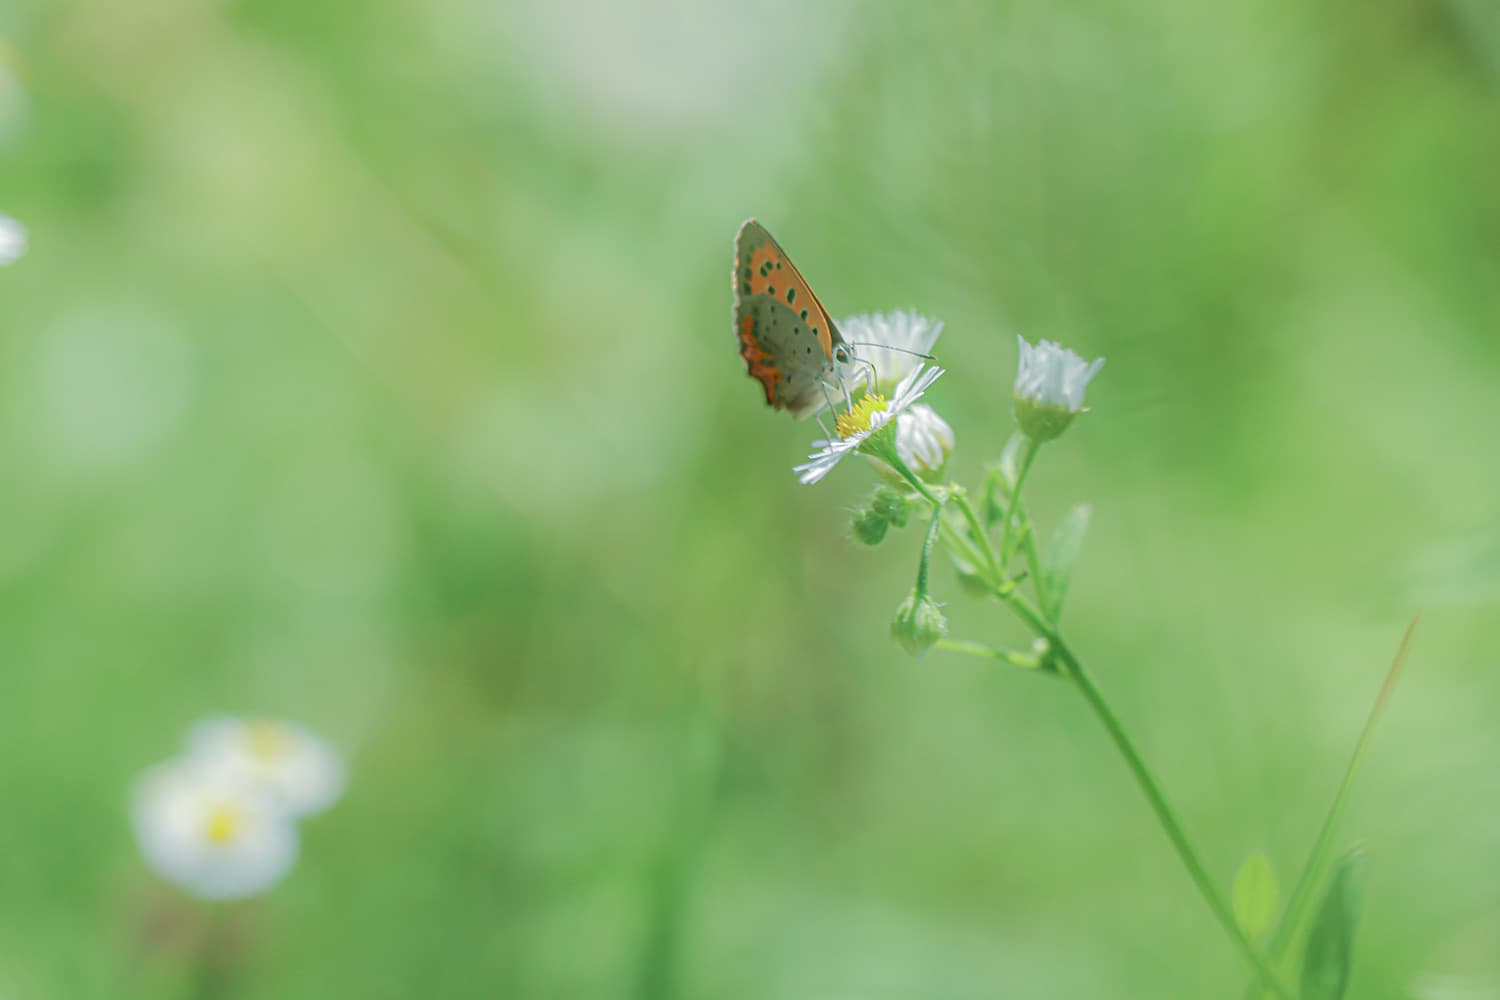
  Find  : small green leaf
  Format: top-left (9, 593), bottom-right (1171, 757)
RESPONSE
top-left (1232, 851), bottom-right (1280, 939)
top-left (1041, 504), bottom-right (1091, 621)
top-left (982, 468), bottom-right (1007, 529)
top-left (1300, 848), bottom-right (1368, 1000)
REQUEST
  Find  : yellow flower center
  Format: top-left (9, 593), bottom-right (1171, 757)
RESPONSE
top-left (203, 802), bottom-right (245, 845)
top-left (836, 394), bottom-right (888, 440)
top-left (246, 720), bottom-right (291, 761)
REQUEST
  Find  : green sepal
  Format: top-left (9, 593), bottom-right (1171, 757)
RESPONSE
top-left (855, 420), bottom-right (901, 465)
top-left (1041, 504), bottom-right (1091, 621)
top-left (1232, 850), bottom-right (1279, 940)
top-left (1299, 848), bottom-right (1367, 1000)
top-left (1014, 398), bottom-right (1077, 443)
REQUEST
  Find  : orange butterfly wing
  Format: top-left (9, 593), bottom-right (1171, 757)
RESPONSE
top-left (732, 219), bottom-right (846, 417)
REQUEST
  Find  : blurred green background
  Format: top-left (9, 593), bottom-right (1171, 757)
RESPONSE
top-left (2, 0), bottom-right (1499, 995)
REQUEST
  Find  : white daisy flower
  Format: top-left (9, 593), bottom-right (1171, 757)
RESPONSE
top-left (795, 364), bottom-right (944, 485)
top-left (840, 309), bottom-right (944, 394)
top-left (187, 716), bottom-right (345, 817)
top-left (132, 757), bottom-right (299, 901)
top-left (1013, 335), bottom-right (1104, 442)
top-left (0, 214), bottom-right (25, 266)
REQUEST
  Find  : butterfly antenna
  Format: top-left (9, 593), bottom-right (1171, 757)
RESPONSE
top-left (844, 342), bottom-right (937, 361)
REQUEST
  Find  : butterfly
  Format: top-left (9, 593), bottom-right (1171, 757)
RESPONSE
top-left (732, 219), bottom-right (859, 418)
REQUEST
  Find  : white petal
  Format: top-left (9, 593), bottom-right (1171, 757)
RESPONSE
top-left (889, 364), bottom-right (944, 414)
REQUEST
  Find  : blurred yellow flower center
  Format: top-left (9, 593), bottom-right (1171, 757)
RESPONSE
top-left (836, 394), bottom-right (887, 439)
top-left (203, 803), bottom-right (245, 845)
top-left (246, 721), bottom-right (290, 760)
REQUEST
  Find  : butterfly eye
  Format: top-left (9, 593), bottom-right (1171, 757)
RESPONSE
top-left (834, 346), bottom-right (851, 364)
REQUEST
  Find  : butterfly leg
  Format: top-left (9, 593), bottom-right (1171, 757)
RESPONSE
top-left (818, 379), bottom-right (841, 421)
top-left (823, 372), bottom-right (854, 413)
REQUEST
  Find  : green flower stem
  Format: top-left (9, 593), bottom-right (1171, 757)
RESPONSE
top-left (938, 520), bottom-right (992, 582)
top-left (888, 456), bottom-right (943, 510)
top-left (950, 489), bottom-right (1003, 583)
top-left (1012, 498), bottom-right (1048, 607)
top-left (190, 903), bottom-right (235, 1000)
top-left (983, 452), bottom-right (1045, 596)
top-left (992, 599), bottom-right (1293, 1000)
top-left (934, 638), bottom-right (1042, 670)
top-left (990, 583), bottom-right (1052, 639)
top-left (977, 582), bottom-right (1289, 995)
top-left (882, 453), bottom-right (950, 600)
top-left (999, 436), bottom-right (1041, 567)
top-left (912, 491), bottom-right (943, 600)
top-left (886, 437), bottom-right (1287, 994)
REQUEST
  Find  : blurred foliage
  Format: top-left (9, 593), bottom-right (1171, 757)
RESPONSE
top-left (1, 0), bottom-right (1499, 996)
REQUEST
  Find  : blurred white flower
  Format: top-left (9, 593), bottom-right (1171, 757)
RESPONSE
top-left (1013, 336), bottom-right (1104, 442)
top-left (188, 717), bottom-right (345, 817)
top-left (0, 214), bottom-right (25, 265)
top-left (132, 758), bottom-right (298, 901)
top-left (840, 310), bottom-right (944, 394)
top-left (796, 365), bottom-right (944, 485)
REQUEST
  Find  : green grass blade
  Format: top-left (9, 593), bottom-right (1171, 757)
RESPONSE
top-left (1299, 847), bottom-right (1368, 1000)
top-left (1242, 616), bottom-right (1418, 997)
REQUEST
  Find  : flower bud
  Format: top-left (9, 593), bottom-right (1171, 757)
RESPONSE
top-left (1012, 336), bottom-right (1104, 443)
top-left (851, 507), bottom-right (890, 546)
top-left (895, 404), bottom-right (955, 477)
top-left (891, 592), bottom-right (948, 657)
top-left (870, 486), bottom-right (911, 529)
